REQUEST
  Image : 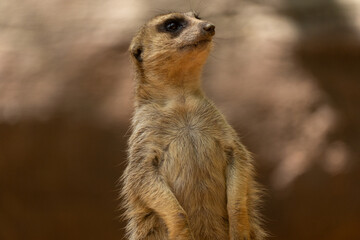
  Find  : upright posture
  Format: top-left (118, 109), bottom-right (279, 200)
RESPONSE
top-left (121, 12), bottom-right (266, 240)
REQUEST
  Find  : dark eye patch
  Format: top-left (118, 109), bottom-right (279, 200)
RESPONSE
top-left (156, 17), bottom-right (187, 38)
top-left (164, 19), bottom-right (182, 32)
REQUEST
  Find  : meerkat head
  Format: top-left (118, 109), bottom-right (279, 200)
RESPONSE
top-left (129, 12), bottom-right (215, 80)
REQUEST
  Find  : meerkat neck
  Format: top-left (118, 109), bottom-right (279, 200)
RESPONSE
top-left (135, 66), bottom-right (204, 105)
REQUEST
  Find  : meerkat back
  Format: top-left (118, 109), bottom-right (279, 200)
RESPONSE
top-left (121, 12), bottom-right (266, 240)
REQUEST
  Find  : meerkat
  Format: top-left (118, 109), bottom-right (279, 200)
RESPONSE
top-left (121, 12), bottom-right (266, 240)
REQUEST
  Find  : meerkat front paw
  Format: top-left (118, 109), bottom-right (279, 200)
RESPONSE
top-left (230, 231), bottom-right (251, 240)
top-left (240, 231), bottom-right (251, 240)
top-left (229, 224), bottom-right (252, 240)
top-left (168, 212), bottom-right (195, 240)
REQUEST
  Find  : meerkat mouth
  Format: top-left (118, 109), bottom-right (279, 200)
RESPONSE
top-left (179, 39), bottom-right (211, 50)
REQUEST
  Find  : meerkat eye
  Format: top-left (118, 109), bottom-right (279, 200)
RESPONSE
top-left (164, 19), bottom-right (183, 32)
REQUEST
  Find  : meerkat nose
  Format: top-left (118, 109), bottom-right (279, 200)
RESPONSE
top-left (202, 23), bottom-right (215, 36)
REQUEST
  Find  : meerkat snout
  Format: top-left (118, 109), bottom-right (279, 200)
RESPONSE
top-left (202, 23), bottom-right (215, 36)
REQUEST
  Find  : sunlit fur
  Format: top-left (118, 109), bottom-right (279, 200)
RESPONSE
top-left (121, 12), bottom-right (266, 240)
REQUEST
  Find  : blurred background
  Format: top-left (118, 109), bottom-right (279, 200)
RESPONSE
top-left (1, 0), bottom-right (360, 239)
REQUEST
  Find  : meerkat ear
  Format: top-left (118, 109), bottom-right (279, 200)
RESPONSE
top-left (130, 44), bottom-right (143, 63)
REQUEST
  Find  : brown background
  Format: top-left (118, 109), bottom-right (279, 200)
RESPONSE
top-left (1, 0), bottom-right (360, 239)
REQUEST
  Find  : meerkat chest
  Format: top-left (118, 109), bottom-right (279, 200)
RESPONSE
top-left (151, 98), bottom-right (226, 152)
top-left (141, 99), bottom-right (228, 198)
top-left (132, 99), bottom-right (230, 235)
top-left (135, 98), bottom-right (229, 168)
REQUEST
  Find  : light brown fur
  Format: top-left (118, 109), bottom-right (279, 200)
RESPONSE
top-left (121, 12), bottom-right (266, 240)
